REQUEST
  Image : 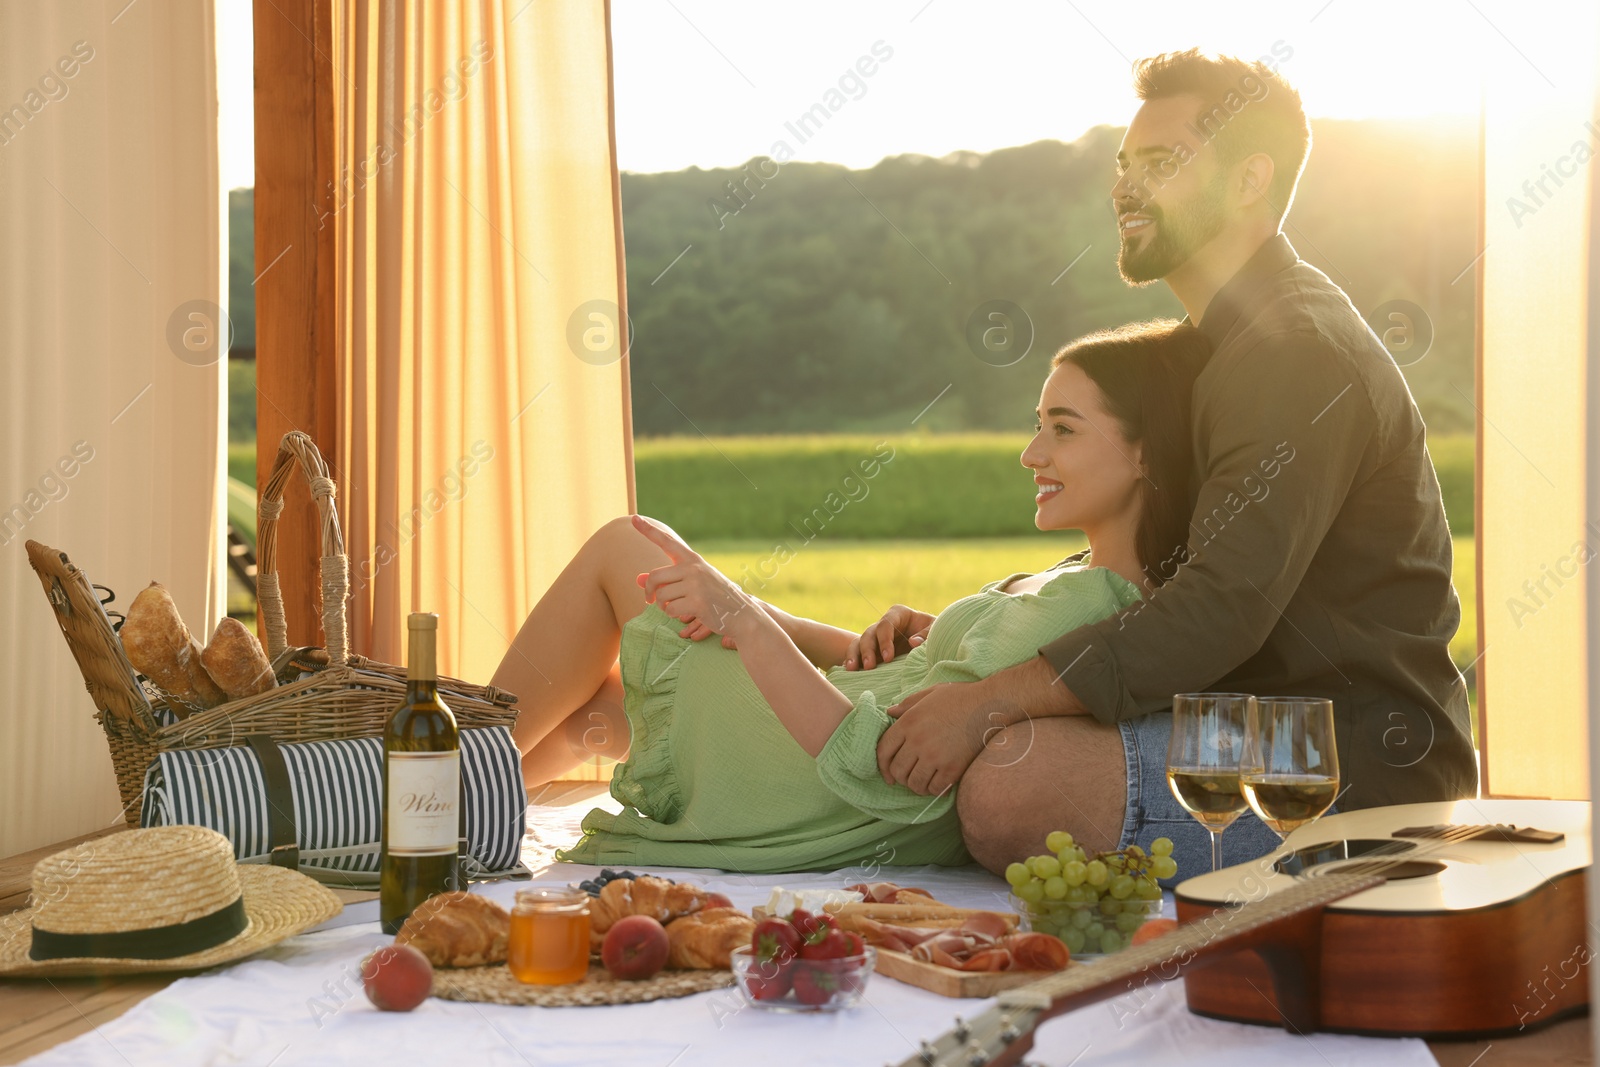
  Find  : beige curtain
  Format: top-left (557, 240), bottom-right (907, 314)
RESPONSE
top-left (0, 0), bottom-right (225, 856)
top-left (332, 0), bottom-right (634, 687)
top-left (1479, 11), bottom-right (1600, 799)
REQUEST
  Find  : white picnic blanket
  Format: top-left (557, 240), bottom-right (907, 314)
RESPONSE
top-left (22, 795), bottom-right (1439, 1067)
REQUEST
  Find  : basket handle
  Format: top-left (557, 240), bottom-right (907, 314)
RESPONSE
top-left (256, 431), bottom-right (349, 666)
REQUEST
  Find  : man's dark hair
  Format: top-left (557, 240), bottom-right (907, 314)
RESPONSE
top-left (1132, 49), bottom-right (1311, 220)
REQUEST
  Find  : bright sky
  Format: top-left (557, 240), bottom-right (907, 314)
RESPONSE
top-left (218, 0), bottom-right (1571, 187)
top-left (217, 0), bottom-right (253, 191)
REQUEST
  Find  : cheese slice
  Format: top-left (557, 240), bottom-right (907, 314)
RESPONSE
top-left (765, 887), bottom-right (866, 916)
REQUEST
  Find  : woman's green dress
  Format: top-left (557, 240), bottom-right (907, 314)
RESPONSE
top-left (557, 556), bottom-right (1143, 872)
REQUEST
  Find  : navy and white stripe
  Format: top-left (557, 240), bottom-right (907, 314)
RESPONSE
top-left (140, 727), bottom-right (528, 881)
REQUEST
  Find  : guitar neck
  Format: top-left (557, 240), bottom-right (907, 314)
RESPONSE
top-left (899, 869), bottom-right (1386, 1067)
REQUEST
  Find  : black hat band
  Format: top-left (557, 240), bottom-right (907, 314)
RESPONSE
top-left (28, 894), bottom-right (248, 962)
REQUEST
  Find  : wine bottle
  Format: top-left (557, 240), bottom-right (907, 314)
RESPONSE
top-left (380, 612), bottom-right (460, 934)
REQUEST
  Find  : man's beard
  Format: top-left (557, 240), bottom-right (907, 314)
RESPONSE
top-left (1117, 174), bottom-right (1229, 285)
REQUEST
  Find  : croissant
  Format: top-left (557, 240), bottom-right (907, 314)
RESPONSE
top-left (665, 907), bottom-right (757, 970)
top-left (588, 876), bottom-right (713, 951)
top-left (394, 891), bottom-right (510, 968)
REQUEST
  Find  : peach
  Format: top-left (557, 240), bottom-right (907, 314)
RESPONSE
top-left (1130, 918), bottom-right (1180, 947)
top-left (362, 943), bottom-right (434, 1011)
top-left (601, 915), bottom-right (670, 980)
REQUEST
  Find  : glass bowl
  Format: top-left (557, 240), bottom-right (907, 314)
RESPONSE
top-left (728, 945), bottom-right (876, 1012)
top-left (1011, 894), bottom-right (1162, 957)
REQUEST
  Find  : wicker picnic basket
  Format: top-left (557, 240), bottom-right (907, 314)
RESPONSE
top-left (27, 431), bottom-right (520, 827)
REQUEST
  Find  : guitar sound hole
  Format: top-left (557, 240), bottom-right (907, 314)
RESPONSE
top-left (1364, 859), bottom-right (1447, 880)
top-left (1275, 837), bottom-right (1439, 878)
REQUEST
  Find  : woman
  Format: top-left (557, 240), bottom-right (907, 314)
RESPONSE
top-left (492, 319), bottom-right (1211, 873)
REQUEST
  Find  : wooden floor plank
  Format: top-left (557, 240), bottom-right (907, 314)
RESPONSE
top-left (1429, 1017), bottom-right (1592, 1067)
top-left (0, 975), bottom-right (178, 1065)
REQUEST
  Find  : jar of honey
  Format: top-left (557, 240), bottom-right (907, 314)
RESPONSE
top-left (508, 886), bottom-right (591, 985)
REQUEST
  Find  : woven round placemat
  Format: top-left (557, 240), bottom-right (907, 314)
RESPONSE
top-left (431, 961), bottom-right (736, 1007)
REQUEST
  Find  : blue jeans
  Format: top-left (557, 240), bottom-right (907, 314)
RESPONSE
top-left (1117, 711), bottom-right (1334, 885)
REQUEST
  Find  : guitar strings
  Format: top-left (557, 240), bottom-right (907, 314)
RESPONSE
top-left (1310, 822), bottom-right (1489, 879)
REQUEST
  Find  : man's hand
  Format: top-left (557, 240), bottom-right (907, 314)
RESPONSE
top-left (632, 515), bottom-right (764, 642)
top-left (845, 604), bottom-right (935, 671)
top-left (876, 680), bottom-right (996, 796)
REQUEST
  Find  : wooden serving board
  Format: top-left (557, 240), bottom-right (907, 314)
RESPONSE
top-left (872, 948), bottom-right (1063, 998)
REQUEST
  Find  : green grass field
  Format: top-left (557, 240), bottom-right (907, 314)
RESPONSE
top-left (226, 428), bottom-right (1479, 706)
top-left (635, 433), bottom-right (1476, 541)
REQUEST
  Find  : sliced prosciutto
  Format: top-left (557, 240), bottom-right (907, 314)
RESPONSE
top-left (862, 911), bottom-right (1070, 973)
top-left (844, 881), bottom-right (940, 904)
top-left (1003, 932), bottom-right (1071, 972)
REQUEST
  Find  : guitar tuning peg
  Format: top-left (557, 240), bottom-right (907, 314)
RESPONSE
top-left (952, 1015), bottom-right (970, 1041)
top-left (918, 1039), bottom-right (938, 1065)
top-left (965, 1040), bottom-right (990, 1065)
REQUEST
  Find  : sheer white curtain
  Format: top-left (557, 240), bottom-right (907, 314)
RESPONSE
top-left (1477, 9), bottom-right (1600, 802)
top-left (0, 0), bottom-right (225, 856)
top-left (332, 0), bottom-right (636, 685)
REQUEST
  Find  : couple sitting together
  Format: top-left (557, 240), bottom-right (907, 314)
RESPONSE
top-left (491, 49), bottom-right (1477, 881)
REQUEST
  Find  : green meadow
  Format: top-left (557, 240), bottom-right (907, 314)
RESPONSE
top-left (647, 432), bottom-right (1480, 718)
top-left (227, 429), bottom-right (1478, 697)
top-left (634, 432), bottom-right (1475, 541)
top-left (697, 535), bottom-right (1478, 680)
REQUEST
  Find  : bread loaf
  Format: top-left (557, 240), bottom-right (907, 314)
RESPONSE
top-left (120, 582), bottom-right (227, 717)
top-left (394, 891), bottom-right (511, 968)
top-left (664, 907), bottom-right (756, 969)
top-left (200, 617), bottom-right (276, 699)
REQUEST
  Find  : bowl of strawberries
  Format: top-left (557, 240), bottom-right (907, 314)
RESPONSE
top-left (729, 908), bottom-right (876, 1012)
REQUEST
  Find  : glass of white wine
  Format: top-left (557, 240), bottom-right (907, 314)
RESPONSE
top-left (1241, 697), bottom-right (1340, 840)
top-left (1166, 693), bottom-right (1255, 873)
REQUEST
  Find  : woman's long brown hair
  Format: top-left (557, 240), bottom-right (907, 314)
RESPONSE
top-left (1053, 319), bottom-right (1212, 590)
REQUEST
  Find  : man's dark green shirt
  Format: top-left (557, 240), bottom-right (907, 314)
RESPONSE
top-left (1035, 233), bottom-right (1478, 811)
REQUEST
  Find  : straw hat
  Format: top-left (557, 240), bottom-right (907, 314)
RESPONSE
top-left (0, 825), bottom-right (342, 978)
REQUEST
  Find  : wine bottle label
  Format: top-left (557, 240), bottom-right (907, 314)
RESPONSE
top-left (385, 750), bottom-right (459, 855)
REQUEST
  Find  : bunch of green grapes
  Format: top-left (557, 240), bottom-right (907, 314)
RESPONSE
top-left (1003, 831), bottom-right (1179, 956)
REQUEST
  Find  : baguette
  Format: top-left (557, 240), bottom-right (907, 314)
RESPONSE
top-left (200, 617), bottom-right (276, 699)
top-left (120, 582), bottom-right (227, 717)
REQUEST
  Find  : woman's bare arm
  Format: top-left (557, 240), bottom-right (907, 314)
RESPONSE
top-left (754, 600), bottom-right (856, 670)
top-left (734, 613), bottom-right (854, 757)
top-left (629, 515), bottom-right (856, 757)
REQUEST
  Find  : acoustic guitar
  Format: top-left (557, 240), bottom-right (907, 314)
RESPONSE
top-left (895, 798), bottom-right (1589, 1067)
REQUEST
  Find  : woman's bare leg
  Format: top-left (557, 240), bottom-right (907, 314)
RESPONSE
top-left (520, 662), bottom-right (632, 792)
top-left (491, 516), bottom-right (677, 771)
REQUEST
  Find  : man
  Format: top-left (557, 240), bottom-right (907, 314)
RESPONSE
top-left (873, 48), bottom-right (1478, 874)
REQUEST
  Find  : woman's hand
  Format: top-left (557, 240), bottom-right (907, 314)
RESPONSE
top-left (844, 604), bottom-right (935, 670)
top-left (632, 515), bottom-right (765, 642)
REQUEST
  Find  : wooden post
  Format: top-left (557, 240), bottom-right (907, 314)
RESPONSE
top-left (252, 0), bottom-right (339, 648)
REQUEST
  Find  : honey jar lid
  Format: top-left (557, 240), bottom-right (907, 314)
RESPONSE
top-left (514, 886), bottom-right (589, 910)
